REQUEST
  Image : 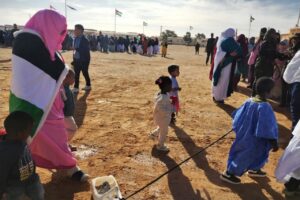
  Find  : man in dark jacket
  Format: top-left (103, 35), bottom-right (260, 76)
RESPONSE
top-left (72, 24), bottom-right (91, 93)
top-left (205, 33), bottom-right (215, 65)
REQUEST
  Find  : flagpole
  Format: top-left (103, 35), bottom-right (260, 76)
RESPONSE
top-left (248, 15), bottom-right (251, 38)
top-left (65, 0), bottom-right (67, 21)
top-left (114, 9), bottom-right (116, 34)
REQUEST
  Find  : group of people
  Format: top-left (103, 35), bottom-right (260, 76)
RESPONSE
top-left (1, 8), bottom-right (300, 199)
top-left (210, 27), bottom-right (300, 131)
top-left (74, 31), bottom-right (163, 56)
top-left (0, 10), bottom-right (90, 200)
top-left (0, 24), bottom-right (19, 47)
top-left (209, 27), bottom-right (300, 196)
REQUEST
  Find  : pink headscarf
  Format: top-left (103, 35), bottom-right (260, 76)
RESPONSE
top-left (25, 9), bottom-right (67, 61)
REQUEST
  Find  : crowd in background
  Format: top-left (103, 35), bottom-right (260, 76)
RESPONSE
top-left (61, 31), bottom-right (161, 56)
top-left (0, 24), bottom-right (19, 47)
top-left (209, 27), bottom-right (300, 132)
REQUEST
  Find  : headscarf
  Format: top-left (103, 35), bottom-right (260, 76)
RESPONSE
top-left (237, 34), bottom-right (248, 57)
top-left (216, 28), bottom-right (235, 51)
top-left (24, 9), bottom-right (67, 61)
top-left (263, 28), bottom-right (276, 42)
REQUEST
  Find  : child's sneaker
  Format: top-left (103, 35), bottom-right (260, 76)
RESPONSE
top-left (148, 132), bottom-right (158, 140)
top-left (82, 85), bottom-right (91, 91)
top-left (71, 170), bottom-right (90, 182)
top-left (156, 144), bottom-right (170, 152)
top-left (247, 169), bottom-right (267, 177)
top-left (72, 88), bottom-right (79, 94)
top-left (283, 188), bottom-right (300, 197)
top-left (220, 171), bottom-right (241, 184)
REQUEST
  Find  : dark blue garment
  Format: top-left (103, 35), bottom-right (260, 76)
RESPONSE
top-left (73, 35), bottom-right (90, 63)
top-left (63, 85), bottom-right (75, 117)
top-left (290, 82), bottom-right (300, 131)
top-left (227, 98), bottom-right (278, 176)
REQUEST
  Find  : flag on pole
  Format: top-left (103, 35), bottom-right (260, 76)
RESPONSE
top-left (189, 26), bottom-right (193, 30)
top-left (115, 9), bottom-right (122, 17)
top-left (250, 15), bottom-right (255, 22)
top-left (143, 21), bottom-right (148, 26)
top-left (50, 5), bottom-right (56, 10)
top-left (67, 5), bottom-right (77, 11)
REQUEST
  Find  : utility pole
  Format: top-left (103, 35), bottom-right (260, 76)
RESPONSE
top-left (160, 26), bottom-right (162, 36)
top-left (296, 8), bottom-right (300, 27)
top-left (65, 0), bottom-right (67, 21)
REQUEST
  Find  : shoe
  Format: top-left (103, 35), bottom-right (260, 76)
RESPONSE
top-left (148, 132), bottom-right (158, 140)
top-left (156, 145), bottom-right (170, 152)
top-left (220, 171), bottom-right (241, 184)
top-left (82, 86), bottom-right (91, 91)
top-left (71, 170), bottom-right (90, 182)
top-left (72, 88), bottom-right (79, 93)
top-left (69, 144), bottom-right (77, 152)
top-left (283, 188), bottom-right (300, 197)
top-left (247, 169), bottom-right (267, 177)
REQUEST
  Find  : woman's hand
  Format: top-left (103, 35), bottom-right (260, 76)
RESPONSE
top-left (230, 51), bottom-right (237, 57)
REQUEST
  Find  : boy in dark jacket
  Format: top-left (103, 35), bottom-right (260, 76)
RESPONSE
top-left (0, 111), bottom-right (44, 200)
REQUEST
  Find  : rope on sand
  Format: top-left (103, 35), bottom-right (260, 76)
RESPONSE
top-left (121, 129), bottom-right (233, 200)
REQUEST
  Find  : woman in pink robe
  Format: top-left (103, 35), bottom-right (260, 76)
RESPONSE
top-left (24, 9), bottom-right (89, 182)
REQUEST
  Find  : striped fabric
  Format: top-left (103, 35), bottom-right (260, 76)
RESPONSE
top-left (10, 31), bottom-right (68, 139)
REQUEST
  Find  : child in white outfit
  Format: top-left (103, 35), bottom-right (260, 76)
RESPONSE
top-left (149, 76), bottom-right (173, 152)
top-left (168, 65), bottom-right (181, 124)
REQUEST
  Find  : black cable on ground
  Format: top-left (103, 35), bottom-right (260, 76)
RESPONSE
top-left (120, 129), bottom-right (233, 200)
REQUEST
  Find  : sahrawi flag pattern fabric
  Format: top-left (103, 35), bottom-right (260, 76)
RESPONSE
top-left (10, 30), bottom-right (68, 140)
top-left (115, 9), bottom-right (122, 17)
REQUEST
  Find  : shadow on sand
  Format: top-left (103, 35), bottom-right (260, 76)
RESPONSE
top-left (169, 125), bottom-right (285, 200)
top-left (74, 91), bottom-right (90, 128)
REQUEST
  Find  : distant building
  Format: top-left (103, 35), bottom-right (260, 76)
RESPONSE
top-left (281, 27), bottom-right (300, 40)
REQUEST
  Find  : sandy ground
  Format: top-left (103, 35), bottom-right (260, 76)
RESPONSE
top-left (0, 46), bottom-right (296, 200)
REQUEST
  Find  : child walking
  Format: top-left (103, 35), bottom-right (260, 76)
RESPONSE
top-left (168, 65), bottom-right (181, 124)
top-left (161, 41), bottom-right (168, 57)
top-left (0, 111), bottom-right (44, 200)
top-left (149, 76), bottom-right (173, 152)
top-left (62, 69), bottom-right (78, 142)
top-left (275, 121), bottom-right (300, 197)
top-left (220, 77), bottom-right (279, 184)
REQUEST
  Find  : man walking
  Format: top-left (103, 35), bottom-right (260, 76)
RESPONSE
top-left (205, 33), bottom-right (215, 65)
top-left (72, 24), bottom-right (91, 93)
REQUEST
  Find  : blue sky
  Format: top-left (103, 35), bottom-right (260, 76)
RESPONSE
top-left (0, 0), bottom-right (299, 37)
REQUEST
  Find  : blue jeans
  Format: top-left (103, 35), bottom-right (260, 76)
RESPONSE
top-left (6, 177), bottom-right (44, 200)
top-left (290, 82), bottom-right (300, 131)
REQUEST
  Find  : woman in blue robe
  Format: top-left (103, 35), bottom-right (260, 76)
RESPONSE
top-left (220, 77), bottom-right (278, 184)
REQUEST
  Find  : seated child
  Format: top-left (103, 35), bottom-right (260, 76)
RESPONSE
top-left (149, 76), bottom-right (173, 152)
top-left (220, 77), bottom-right (279, 184)
top-left (168, 65), bottom-right (181, 124)
top-left (0, 111), bottom-right (44, 200)
top-left (62, 68), bottom-right (78, 151)
top-left (276, 121), bottom-right (300, 197)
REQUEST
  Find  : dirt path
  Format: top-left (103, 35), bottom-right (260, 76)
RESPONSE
top-left (0, 46), bottom-right (295, 200)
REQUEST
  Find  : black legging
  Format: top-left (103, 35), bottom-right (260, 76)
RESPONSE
top-left (206, 51), bottom-right (213, 65)
top-left (74, 60), bottom-right (91, 89)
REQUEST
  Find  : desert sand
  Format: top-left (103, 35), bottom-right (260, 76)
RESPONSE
top-left (0, 46), bottom-right (296, 200)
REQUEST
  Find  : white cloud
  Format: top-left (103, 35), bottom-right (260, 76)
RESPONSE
top-left (0, 0), bottom-right (299, 37)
